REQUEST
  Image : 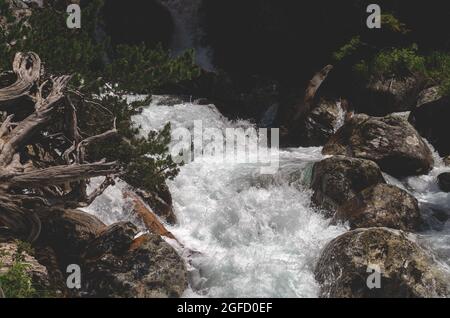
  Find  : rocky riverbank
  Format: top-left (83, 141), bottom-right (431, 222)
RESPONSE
top-left (1, 0), bottom-right (450, 299)
top-left (307, 81), bottom-right (450, 297)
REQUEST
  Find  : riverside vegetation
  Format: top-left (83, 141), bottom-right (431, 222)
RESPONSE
top-left (1, 0), bottom-right (450, 298)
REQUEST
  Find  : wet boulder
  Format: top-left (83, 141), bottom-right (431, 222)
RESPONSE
top-left (315, 228), bottom-right (449, 298)
top-left (334, 184), bottom-right (421, 231)
top-left (438, 173), bottom-right (450, 193)
top-left (323, 114), bottom-right (434, 177)
top-left (300, 99), bottom-right (345, 147)
top-left (311, 156), bottom-right (385, 214)
top-left (409, 96), bottom-right (450, 157)
top-left (83, 222), bottom-right (187, 298)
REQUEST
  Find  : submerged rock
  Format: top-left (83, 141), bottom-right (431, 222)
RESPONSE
top-left (334, 184), bottom-right (421, 231)
top-left (323, 114), bottom-right (434, 177)
top-left (315, 228), bottom-right (449, 298)
top-left (409, 96), bottom-right (450, 157)
top-left (83, 223), bottom-right (187, 298)
top-left (311, 156), bottom-right (385, 214)
top-left (438, 173), bottom-right (450, 193)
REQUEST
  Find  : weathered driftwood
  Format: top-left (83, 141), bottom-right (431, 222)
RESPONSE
top-left (0, 52), bottom-right (118, 242)
top-left (293, 64), bottom-right (334, 121)
top-left (125, 191), bottom-right (177, 241)
top-left (0, 52), bottom-right (41, 104)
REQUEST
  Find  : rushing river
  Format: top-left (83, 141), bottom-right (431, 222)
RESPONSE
top-left (84, 96), bottom-right (450, 298)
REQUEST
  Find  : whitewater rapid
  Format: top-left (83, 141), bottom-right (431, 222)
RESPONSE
top-left (84, 96), bottom-right (450, 297)
top-left (85, 96), bottom-right (346, 297)
top-left (384, 152), bottom-right (450, 265)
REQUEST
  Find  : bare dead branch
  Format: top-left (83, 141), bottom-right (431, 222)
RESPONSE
top-left (0, 193), bottom-right (43, 242)
top-left (0, 114), bottom-right (14, 139)
top-left (78, 176), bottom-right (115, 207)
top-left (64, 95), bottom-right (81, 143)
top-left (76, 119), bottom-right (117, 163)
top-left (0, 52), bottom-right (120, 243)
top-left (0, 52), bottom-right (41, 104)
top-left (294, 65), bottom-right (334, 121)
top-left (0, 75), bottom-right (71, 167)
top-left (68, 89), bottom-right (114, 116)
top-left (0, 162), bottom-right (119, 187)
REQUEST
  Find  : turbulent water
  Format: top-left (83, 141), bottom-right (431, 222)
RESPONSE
top-left (86, 97), bottom-right (345, 297)
top-left (384, 152), bottom-right (450, 265)
top-left (85, 96), bottom-right (450, 298)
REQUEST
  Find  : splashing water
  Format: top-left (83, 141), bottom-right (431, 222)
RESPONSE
top-left (84, 96), bottom-right (450, 297)
top-left (384, 147), bottom-right (450, 266)
top-left (132, 97), bottom-right (345, 297)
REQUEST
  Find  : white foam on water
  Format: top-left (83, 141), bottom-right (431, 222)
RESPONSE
top-left (128, 97), bottom-right (345, 297)
top-left (384, 143), bottom-right (450, 266)
top-left (81, 178), bottom-right (135, 226)
top-left (84, 96), bottom-right (450, 296)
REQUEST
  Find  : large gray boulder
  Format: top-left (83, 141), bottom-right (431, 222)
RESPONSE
top-left (323, 114), bottom-right (434, 177)
top-left (334, 184), bottom-right (421, 231)
top-left (315, 228), bottom-right (449, 298)
top-left (82, 222), bottom-right (188, 298)
top-left (311, 156), bottom-right (385, 214)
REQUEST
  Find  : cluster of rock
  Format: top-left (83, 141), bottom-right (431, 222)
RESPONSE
top-left (0, 186), bottom-right (187, 298)
top-left (308, 84), bottom-right (450, 298)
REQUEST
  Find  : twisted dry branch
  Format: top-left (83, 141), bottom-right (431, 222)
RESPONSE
top-left (0, 53), bottom-right (119, 242)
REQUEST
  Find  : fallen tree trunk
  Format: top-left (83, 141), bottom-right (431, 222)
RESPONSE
top-left (125, 191), bottom-right (178, 242)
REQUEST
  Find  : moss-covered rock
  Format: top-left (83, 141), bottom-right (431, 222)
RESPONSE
top-left (334, 184), bottom-right (421, 231)
top-left (83, 223), bottom-right (188, 298)
top-left (315, 228), bottom-right (449, 298)
top-left (323, 114), bottom-right (434, 177)
top-left (311, 156), bottom-right (385, 214)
